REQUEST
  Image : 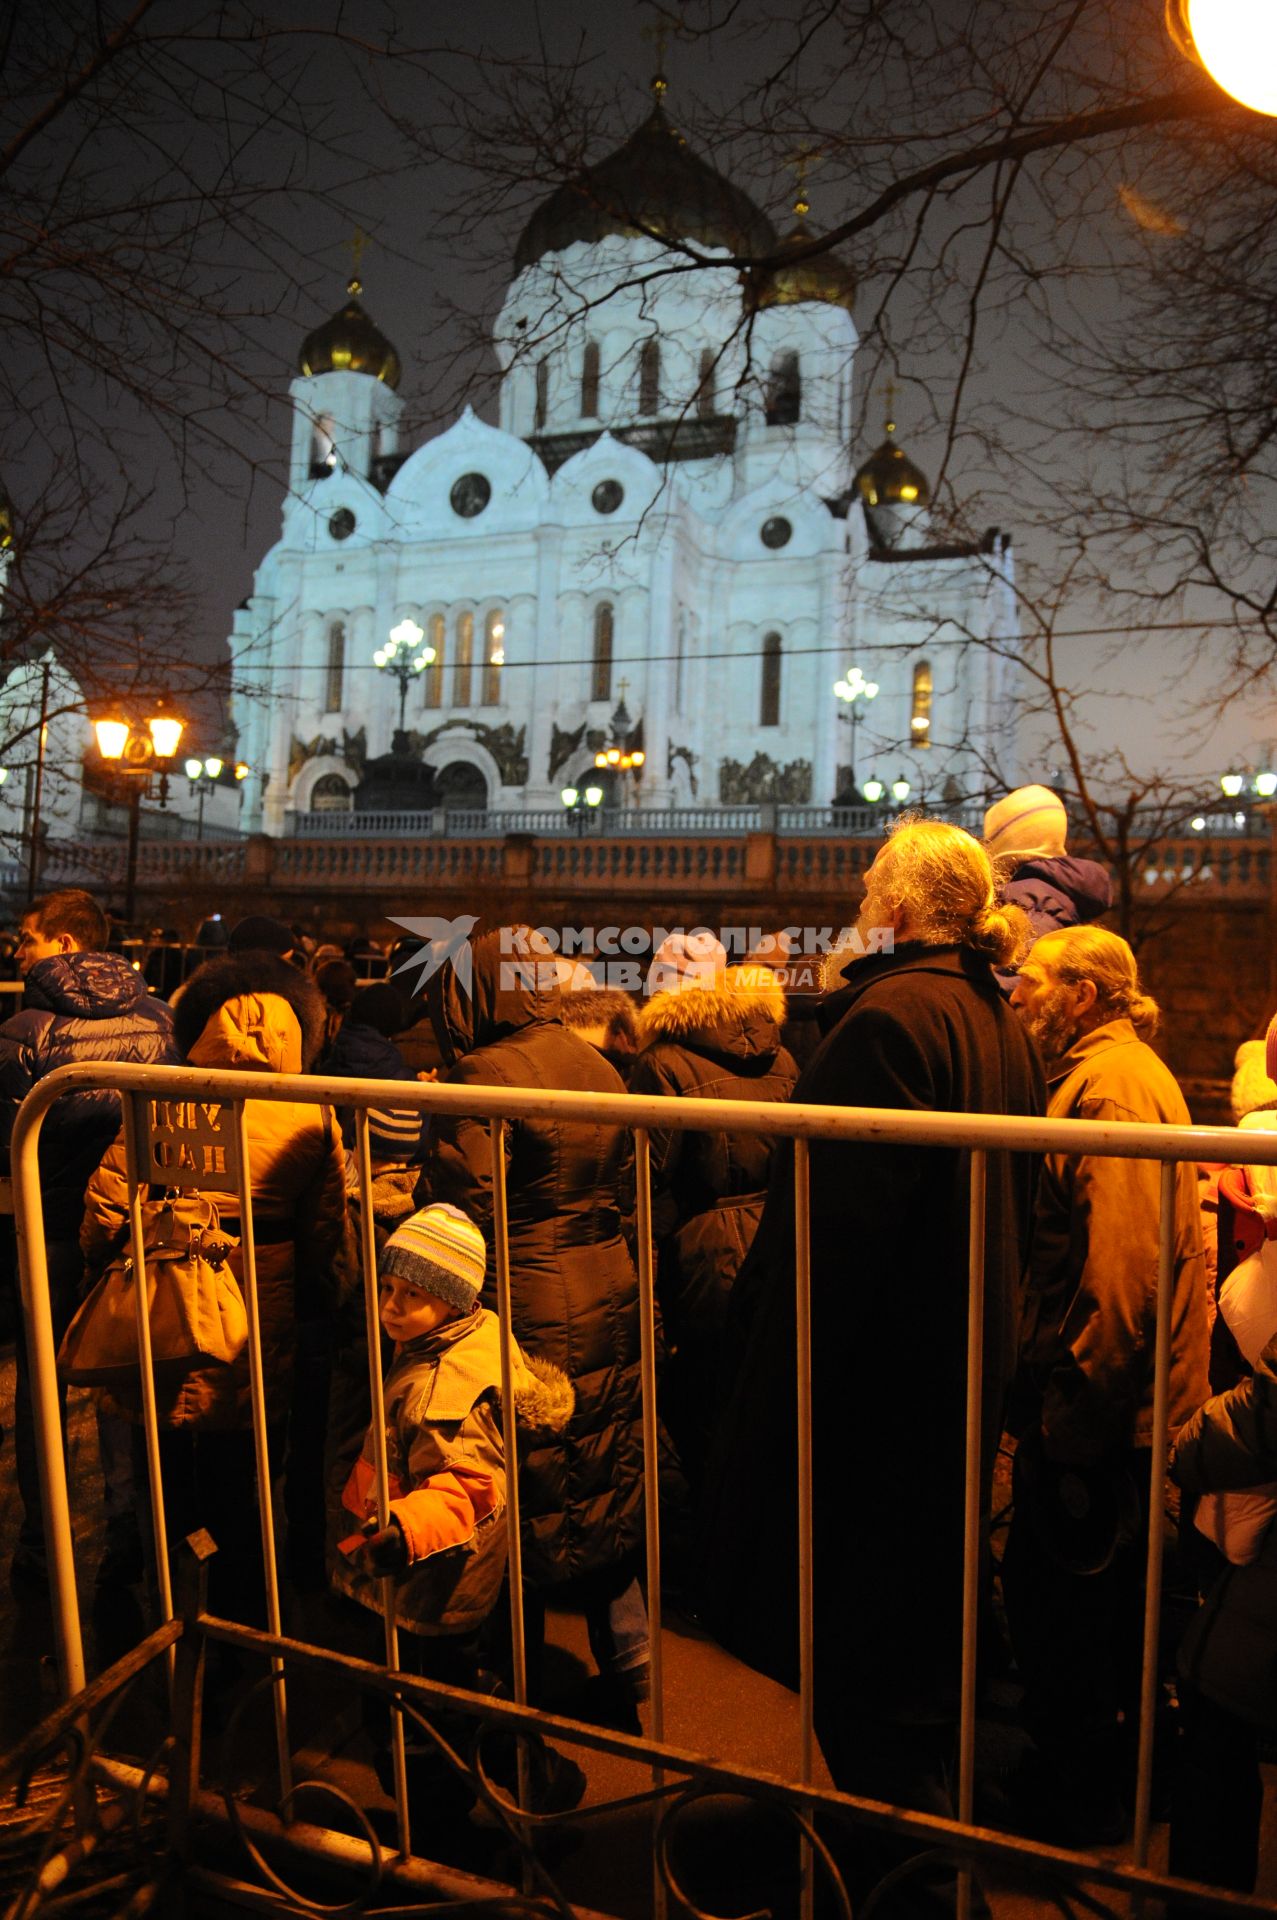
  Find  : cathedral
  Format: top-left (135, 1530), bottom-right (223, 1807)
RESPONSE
top-left (230, 89), bottom-right (1020, 832)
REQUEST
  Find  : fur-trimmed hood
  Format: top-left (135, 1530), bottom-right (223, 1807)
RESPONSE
top-left (396, 1306), bottom-right (575, 1437)
top-left (638, 964), bottom-right (787, 1065)
top-left (175, 953), bottom-right (327, 1068)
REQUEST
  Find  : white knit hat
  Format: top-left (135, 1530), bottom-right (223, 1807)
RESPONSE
top-left (983, 785), bottom-right (1068, 860)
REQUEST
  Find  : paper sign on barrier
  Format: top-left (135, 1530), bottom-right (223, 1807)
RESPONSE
top-left (128, 1098), bottom-right (243, 1194)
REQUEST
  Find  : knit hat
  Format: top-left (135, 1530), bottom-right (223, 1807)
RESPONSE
top-left (647, 929), bottom-right (728, 993)
top-left (1233, 1039), bottom-right (1277, 1123)
top-left (983, 786), bottom-right (1069, 861)
top-left (380, 1203), bottom-right (486, 1314)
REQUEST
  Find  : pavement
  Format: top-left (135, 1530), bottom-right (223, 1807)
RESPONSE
top-left (2, 1344), bottom-right (1275, 1917)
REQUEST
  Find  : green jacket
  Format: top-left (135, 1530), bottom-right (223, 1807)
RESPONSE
top-left (1019, 1017), bottom-right (1209, 1462)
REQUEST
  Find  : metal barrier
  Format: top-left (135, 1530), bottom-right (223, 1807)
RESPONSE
top-left (10, 1060), bottom-right (1277, 1917)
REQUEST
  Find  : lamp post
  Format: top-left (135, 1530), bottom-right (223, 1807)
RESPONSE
top-left (94, 708), bottom-right (185, 923)
top-left (374, 618), bottom-right (435, 740)
top-left (833, 666), bottom-right (879, 795)
top-left (184, 755), bottom-right (224, 841)
top-left (561, 784), bottom-right (603, 836)
top-left (592, 682), bottom-right (645, 807)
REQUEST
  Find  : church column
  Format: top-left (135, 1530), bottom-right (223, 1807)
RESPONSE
top-left (371, 544), bottom-right (398, 756)
top-left (812, 552), bottom-right (843, 806)
top-left (523, 525), bottom-right (564, 806)
top-left (640, 541), bottom-right (674, 809)
top-left (262, 571), bottom-right (306, 835)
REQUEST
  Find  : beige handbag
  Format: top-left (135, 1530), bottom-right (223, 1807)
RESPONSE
top-left (58, 1189), bottom-right (245, 1387)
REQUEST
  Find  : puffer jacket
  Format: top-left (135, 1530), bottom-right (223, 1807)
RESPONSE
top-left (0, 952), bottom-right (177, 1223)
top-left (82, 978), bottom-right (353, 1428)
top-left (320, 1016), bottom-right (422, 1157)
top-left (414, 928), bottom-right (644, 1587)
top-left (333, 1306), bottom-right (573, 1634)
top-left (630, 967), bottom-right (797, 1336)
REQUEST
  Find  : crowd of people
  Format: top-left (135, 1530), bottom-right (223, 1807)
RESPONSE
top-left (1, 781), bottom-right (1275, 1913)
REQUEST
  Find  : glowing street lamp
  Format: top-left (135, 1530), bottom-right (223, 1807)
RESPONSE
top-left (891, 775), bottom-right (912, 804)
top-left (94, 707), bottom-right (187, 921)
top-left (834, 666), bottom-right (880, 793)
top-left (375, 617), bottom-right (437, 736)
top-left (862, 777), bottom-right (885, 803)
top-left (184, 755), bottom-right (225, 841)
top-left (1166, 0), bottom-right (1277, 116)
top-left (1255, 771), bottom-right (1277, 798)
top-left (561, 783), bottom-right (603, 836)
top-left (1220, 771), bottom-right (1245, 798)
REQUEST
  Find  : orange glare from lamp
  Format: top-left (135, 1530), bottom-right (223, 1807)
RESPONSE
top-left (95, 719), bottom-right (130, 760)
top-left (148, 715), bottom-right (184, 759)
top-left (1167, 0), bottom-right (1277, 114)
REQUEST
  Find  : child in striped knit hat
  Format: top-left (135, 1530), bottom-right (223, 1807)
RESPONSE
top-left (335, 1201), bottom-right (572, 1666)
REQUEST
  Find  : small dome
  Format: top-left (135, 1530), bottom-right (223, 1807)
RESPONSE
top-left (299, 282), bottom-right (401, 388)
top-left (855, 423), bottom-right (930, 508)
top-left (755, 220), bottom-right (855, 313)
top-left (514, 97), bottom-right (776, 273)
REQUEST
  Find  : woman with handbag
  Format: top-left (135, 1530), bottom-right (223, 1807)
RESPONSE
top-left (80, 952), bottom-right (354, 1623)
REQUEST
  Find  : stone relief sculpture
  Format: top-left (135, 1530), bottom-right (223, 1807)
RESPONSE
top-left (718, 754), bottom-right (812, 804)
top-left (668, 742), bottom-right (700, 798)
top-left (548, 720), bottom-right (586, 783)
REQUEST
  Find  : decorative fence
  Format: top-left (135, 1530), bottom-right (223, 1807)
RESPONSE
top-left (7, 1060), bottom-right (1274, 1917)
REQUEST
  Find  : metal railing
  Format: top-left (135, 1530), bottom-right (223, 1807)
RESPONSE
top-left (10, 1062), bottom-right (1274, 1917)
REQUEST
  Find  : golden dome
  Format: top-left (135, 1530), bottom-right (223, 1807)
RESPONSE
top-left (299, 280), bottom-right (401, 388)
top-left (755, 220), bottom-right (855, 313)
top-left (854, 422), bottom-right (930, 508)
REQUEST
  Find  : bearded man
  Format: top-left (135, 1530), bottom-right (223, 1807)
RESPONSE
top-left (1003, 925), bottom-right (1208, 1845)
top-left (701, 819), bottom-right (1043, 1918)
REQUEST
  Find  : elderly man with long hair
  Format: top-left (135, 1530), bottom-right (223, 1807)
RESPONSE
top-left (702, 818), bottom-right (1044, 1919)
top-left (1003, 925), bottom-right (1209, 1846)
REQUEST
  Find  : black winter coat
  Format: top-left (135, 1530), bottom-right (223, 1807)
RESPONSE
top-left (700, 943), bottom-right (1044, 1720)
top-left (415, 930), bottom-right (643, 1587)
top-left (319, 1017), bottom-right (422, 1155)
top-left (0, 953), bottom-right (177, 1224)
top-left (630, 967), bottom-right (798, 1337)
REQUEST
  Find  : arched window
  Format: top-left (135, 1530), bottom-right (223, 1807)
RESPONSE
top-left (311, 772), bottom-right (351, 813)
top-left (581, 341), bottom-right (600, 418)
top-left (453, 610), bottom-right (474, 707)
top-left (911, 661), bottom-right (933, 747)
top-left (310, 415), bottom-right (336, 478)
top-left (324, 619), bottom-right (345, 712)
top-left (482, 609), bottom-right (505, 706)
top-left (534, 359), bottom-right (549, 431)
top-left (638, 339), bottom-right (660, 416)
top-left (765, 351), bottom-right (801, 426)
top-left (760, 631), bottom-right (782, 726)
top-left (696, 348), bottom-right (717, 420)
top-left (424, 612), bottom-right (445, 710)
top-left (592, 603), bottom-right (614, 702)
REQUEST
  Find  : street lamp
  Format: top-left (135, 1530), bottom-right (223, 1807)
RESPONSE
top-left (561, 784), bottom-right (603, 835)
top-left (833, 666), bottom-right (879, 794)
top-left (94, 708), bottom-right (186, 922)
top-left (374, 618), bottom-right (436, 738)
top-left (891, 775), bottom-right (912, 804)
top-left (1166, 0), bottom-right (1277, 116)
top-left (1220, 771), bottom-right (1245, 798)
top-left (593, 682), bottom-right (645, 805)
top-left (862, 777), bottom-right (885, 803)
top-left (184, 755), bottom-right (224, 841)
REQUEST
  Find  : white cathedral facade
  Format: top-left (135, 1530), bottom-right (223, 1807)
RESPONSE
top-left (230, 96), bottom-right (1020, 832)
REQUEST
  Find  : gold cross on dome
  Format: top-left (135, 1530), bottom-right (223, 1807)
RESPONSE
top-left (884, 376), bottom-right (898, 436)
top-left (640, 17), bottom-right (671, 94)
top-left (347, 228), bottom-right (366, 298)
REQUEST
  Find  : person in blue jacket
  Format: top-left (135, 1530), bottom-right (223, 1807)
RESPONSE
top-left (0, 888), bottom-right (176, 1589)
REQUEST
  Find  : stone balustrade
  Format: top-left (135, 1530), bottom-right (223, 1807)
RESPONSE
top-left (21, 819), bottom-right (1277, 904)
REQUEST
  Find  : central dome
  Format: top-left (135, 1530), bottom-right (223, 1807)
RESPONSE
top-left (513, 101), bottom-right (776, 273)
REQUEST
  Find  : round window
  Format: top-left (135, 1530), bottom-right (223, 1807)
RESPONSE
top-left (761, 516), bottom-right (793, 550)
top-left (592, 479), bottom-right (624, 516)
top-left (328, 508), bottom-right (356, 541)
top-left (450, 472), bottom-right (492, 519)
